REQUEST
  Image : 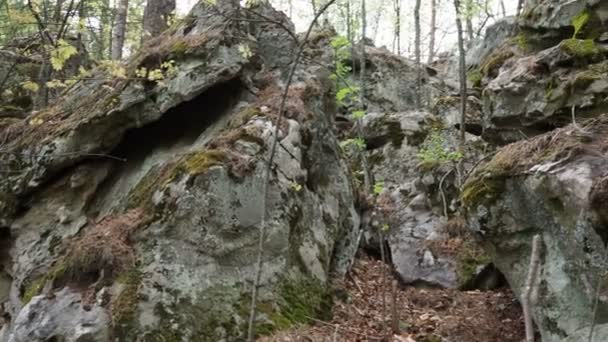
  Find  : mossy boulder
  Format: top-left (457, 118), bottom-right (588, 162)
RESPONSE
top-left (467, 115), bottom-right (608, 341)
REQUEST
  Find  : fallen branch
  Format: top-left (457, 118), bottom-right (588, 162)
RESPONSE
top-left (304, 315), bottom-right (384, 340)
top-left (522, 234), bottom-right (542, 342)
top-left (391, 279), bottom-right (400, 334)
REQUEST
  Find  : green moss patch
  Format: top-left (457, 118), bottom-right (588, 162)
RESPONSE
top-left (464, 115), bottom-right (608, 209)
top-left (456, 240), bottom-right (492, 287)
top-left (467, 69), bottom-right (483, 88)
top-left (480, 49), bottom-right (515, 78)
top-left (126, 149), bottom-right (227, 210)
top-left (560, 39), bottom-right (600, 60)
top-left (111, 269), bottom-right (142, 338)
top-left (21, 263), bottom-right (67, 304)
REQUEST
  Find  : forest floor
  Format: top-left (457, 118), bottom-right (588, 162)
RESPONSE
top-left (260, 255), bottom-right (525, 342)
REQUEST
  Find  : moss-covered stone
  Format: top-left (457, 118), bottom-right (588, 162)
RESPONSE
top-left (272, 276), bottom-right (332, 327)
top-left (111, 270), bottom-right (142, 338)
top-left (456, 240), bottom-right (492, 287)
top-left (21, 262), bottom-right (68, 304)
top-left (467, 69), bottom-right (483, 88)
top-left (461, 176), bottom-right (505, 208)
top-left (126, 149), bottom-right (226, 210)
top-left (480, 49), bottom-right (514, 77)
top-left (512, 33), bottom-right (530, 52)
top-left (570, 60), bottom-right (608, 90)
top-left (560, 39), bottom-right (600, 60)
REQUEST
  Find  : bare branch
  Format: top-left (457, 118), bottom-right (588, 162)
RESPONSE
top-left (522, 234), bottom-right (542, 342)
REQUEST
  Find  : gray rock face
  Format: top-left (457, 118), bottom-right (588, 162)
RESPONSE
top-left (520, 0), bottom-right (607, 31)
top-left (465, 117), bottom-right (608, 341)
top-left (467, 0), bottom-right (608, 144)
top-left (0, 3), bottom-right (358, 341)
top-left (9, 288), bottom-right (109, 342)
top-left (355, 108), bottom-right (488, 288)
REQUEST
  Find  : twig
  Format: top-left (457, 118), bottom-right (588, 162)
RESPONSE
top-left (332, 324), bottom-right (339, 342)
top-left (522, 234), bottom-right (542, 342)
top-left (347, 271), bottom-right (364, 294)
top-left (438, 168), bottom-right (453, 218)
top-left (378, 230), bottom-right (388, 339)
top-left (391, 279), bottom-right (400, 334)
top-left (304, 315), bottom-right (384, 340)
top-left (246, 1), bottom-right (337, 341)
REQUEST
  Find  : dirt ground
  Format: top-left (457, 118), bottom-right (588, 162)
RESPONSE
top-left (259, 256), bottom-right (525, 342)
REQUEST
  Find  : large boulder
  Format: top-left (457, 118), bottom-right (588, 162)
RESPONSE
top-left (464, 115), bottom-right (608, 341)
top-left (468, 0), bottom-right (608, 144)
top-left (0, 2), bottom-right (359, 341)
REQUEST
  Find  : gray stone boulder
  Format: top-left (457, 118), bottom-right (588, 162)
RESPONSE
top-left (467, 1), bottom-right (608, 144)
top-left (0, 2), bottom-right (359, 341)
top-left (464, 115), bottom-right (608, 341)
top-left (355, 110), bottom-right (490, 289)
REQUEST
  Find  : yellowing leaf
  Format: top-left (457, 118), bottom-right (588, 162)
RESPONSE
top-left (29, 117), bottom-right (44, 126)
top-left (46, 79), bottom-right (67, 88)
top-left (50, 40), bottom-right (78, 71)
top-left (21, 81), bottom-right (40, 92)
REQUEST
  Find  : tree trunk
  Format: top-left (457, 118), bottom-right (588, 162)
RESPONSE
top-left (359, 0), bottom-right (372, 194)
top-left (499, 0), bottom-right (506, 17)
top-left (465, 1), bottom-right (474, 43)
top-left (428, 0), bottom-right (437, 64)
top-left (371, 0), bottom-right (385, 42)
top-left (142, 0), bottom-right (175, 41)
top-left (414, 0), bottom-right (421, 108)
top-left (392, 0), bottom-right (400, 54)
top-left (111, 0), bottom-right (129, 60)
top-left (453, 0), bottom-right (466, 148)
top-left (517, 0), bottom-right (524, 17)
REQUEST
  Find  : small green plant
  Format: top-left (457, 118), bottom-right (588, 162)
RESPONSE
top-left (50, 39), bottom-right (78, 71)
top-left (572, 9), bottom-right (590, 38)
top-left (417, 130), bottom-right (463, 166)
top-left (373, 180), bottom-right (384, 195)
top-left (351, 109), bottom-right (366, 120)
top-left (290, 182), bottom-right (303, 192)
top-left (340, 137), bottom-right (366, 151)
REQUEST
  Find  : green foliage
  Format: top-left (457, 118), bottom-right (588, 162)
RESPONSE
top-left (50, 39), bottom-right (78, 71)
top-left (340, 137), bottom-right (366, 151)
top-left (572, 9), bottom-right (590, 38)
top-left (417, 130), bottom-right (463, 167)
top-left (335, 86), bottom-right (359, 105)
top-left (373, 180), bottom-right (384, 195)
top-left (351, 109), bottom-right (365, 120)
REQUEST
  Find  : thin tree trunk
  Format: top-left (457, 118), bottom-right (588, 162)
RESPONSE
top-left (465, 1), bottom-right (474, 43)
top-left (428, 0), bottom-right (437, 64)
top-left (111, 0), bottom-right (129, 60)
top-left (454, 0), bottom-right (466, 148)
top-left (499, 0), bottom-right (506, 17)
top-left (517, 0), bottom-right (524, 17)
top-left (414, 0), bottom-right (421, 108)
top-left (392, 0), bottom-right (400, 54)
top-left (371, 0), bottom-right (385, 42)
top-left (359, 0), bottom-right (372, 193)
top-left (142, 0), bottom-right (175, 41)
